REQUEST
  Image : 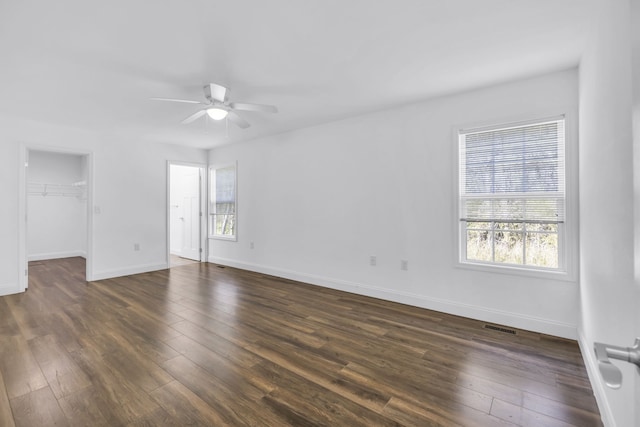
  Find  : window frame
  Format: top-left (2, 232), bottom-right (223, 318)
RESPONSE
top-left (453, 112), bottom-right (577, 281)
top-left (209, 162), bottom-right (238, 241)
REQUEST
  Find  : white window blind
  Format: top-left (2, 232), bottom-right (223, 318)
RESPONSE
top-left (213, 166), bottom-right (236, 213)
top-left (210, 164), bottom-right (237, 238)
top-left (459, 117), bottom-right (565, 224)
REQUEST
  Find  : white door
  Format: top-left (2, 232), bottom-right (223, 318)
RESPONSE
top-left (179, 167), bottom-right (201, 261)
top-left (169, 164), bottom-right (202, 262)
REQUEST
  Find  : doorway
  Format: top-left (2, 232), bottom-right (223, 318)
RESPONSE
top-left (19, 147), bottom-right (93, 290)
top-left (168, 163), bottom-right (206, 267)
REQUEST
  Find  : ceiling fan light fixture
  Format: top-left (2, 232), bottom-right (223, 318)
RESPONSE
top-left (206, 107), bottom-right (228, 120)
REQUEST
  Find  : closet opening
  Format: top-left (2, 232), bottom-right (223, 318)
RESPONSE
top-left (22, 149), bottom-right (92, 289)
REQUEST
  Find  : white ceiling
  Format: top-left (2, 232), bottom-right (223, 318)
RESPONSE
top-left (0, 0), bottom-right (592, 149)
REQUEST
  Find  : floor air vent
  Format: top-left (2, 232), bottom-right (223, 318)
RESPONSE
top-left (484, 324), bottom-right (517, 335)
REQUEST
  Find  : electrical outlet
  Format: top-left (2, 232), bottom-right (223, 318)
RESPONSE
top-left (401, 260), bottom-right (408, 271)
top-left (369, 255), bottom-right (377, 266)
top-left (134, 243), bottom-right (140, 251)
top-left (250, 241), bottom-right (255, 249)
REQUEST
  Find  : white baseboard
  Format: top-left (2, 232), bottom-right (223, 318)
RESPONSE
top-left (28, 251), bottom-right (86, 261)
top-left (208, 256), bottom-right (577, 339)
top-left (91, 262), bottom-right (168, 281)
top-left (0, 282), bottom-right (20, 297)
top-left (577, 330), bottom-right (616, 427)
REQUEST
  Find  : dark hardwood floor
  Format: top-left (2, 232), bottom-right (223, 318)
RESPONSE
top-left (0, 257), bottom-right (602, 426)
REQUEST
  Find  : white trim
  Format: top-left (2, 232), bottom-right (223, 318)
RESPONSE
top-left (91, 263), bottom-right (168, 281)
top-left (0, 283), bottom-right (20, 297)
top-left (455, 258), bottom-right (576, 282)
top-left (18, 147), bottom-right (27, 291)
top-left (459, 114), bottom-right (566, 135)
top-left (166, 161), bottom-right (171, 265)
top-left (208, 256), bottom-right (577, 339)
top-left (85, 152), bottom-right (95, 281)
top-left (578, 329), bottom-right (616, 427)
top-left (209, 235), bottom-right (238, 242)
top-left (28, 251), bottom-right (86, 262)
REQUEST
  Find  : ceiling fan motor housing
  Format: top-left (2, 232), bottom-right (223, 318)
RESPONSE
top-left (204, 83), bottom-right (228, 103)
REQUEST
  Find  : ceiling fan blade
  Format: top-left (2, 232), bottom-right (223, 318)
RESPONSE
top-left (150, 97), bottom-right (204, 104)
top-left (181, 110), bottom-right (206, 124)
top-left (226, 111), bottom-right (250, 129)
top-left (204, 83), bottom-right (228, 103)
top-left (229, 102), bottom-right (278, 113)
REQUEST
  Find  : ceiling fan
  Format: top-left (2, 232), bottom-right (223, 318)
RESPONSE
top-left (151, 83), bottom-right (277, 129)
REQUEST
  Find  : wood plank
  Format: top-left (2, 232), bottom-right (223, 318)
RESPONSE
top-left (68, 347), bottom-right (159, 423)
top-left (342, 361), bottom-right (495, 422)
top-left (57, 385), bottom-right (123, 427)
top-left (0, 298), bottom-right (20, 337)
top-left (124, 407), bottom-right (184, 427)
top-left (100, 348), bottom-right (174, 394)
top-left (4, 292), bottom-right (51, 341)
top-left (0, 335), bottom-right (48, 400)
top-left (255, 359), bottom-right (400, 427)
top-left (148, 381), bottom-right (230, 426)
top-left (522, 392), bottom-right (604, 426)
top-left (9, 386), bottom-right (67, 427)
top-left (490, 398), bottom-right (579, 427)
top-left (40, 312), bottom-right (83, 353)
top-left (0, 368), bottom-right (16, 427)
top-left (245, 339), bottom-right (397, 416)
top-left (161, 355), bottom-right (286, 426)
top-left (28, 334), bottom-right (92, 400)
top-left (164, 333), bottom-right (262, 379)
top-left (169, 317), bottom-right (264, 362)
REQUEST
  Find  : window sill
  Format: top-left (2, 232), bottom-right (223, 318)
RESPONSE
top-left (209, 235), bottom-right (237, 242)
top-left (455, 260), bottom-right (576, 283)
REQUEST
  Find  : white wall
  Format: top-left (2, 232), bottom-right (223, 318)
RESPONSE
top-left (27, 151), bottom-right (87, 261)
top-left (0, 115), bottom-right (207, 296)
top-left (209, 69), bottom-right (580, 339)
top-left (578, 0), bottom-right (636, 426)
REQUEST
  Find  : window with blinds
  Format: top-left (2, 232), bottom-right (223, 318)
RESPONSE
top-left (458, 117), bottom-right (565, 269)
top-left (210, 164), bottom-right (237, 239)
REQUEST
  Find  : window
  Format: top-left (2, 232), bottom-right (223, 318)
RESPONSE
top-left (210, 163), bottom-right (236, 240)
top-left (458, 117), bottom-right (566, 271)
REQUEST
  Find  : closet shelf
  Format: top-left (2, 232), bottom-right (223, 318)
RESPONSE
top-left (28, 182), bottom-right (86, 200)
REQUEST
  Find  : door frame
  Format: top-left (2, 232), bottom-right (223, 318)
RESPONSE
top-left (166, 161), bottom-right (207, 266)
top-left (18, 144), bottom-right (94, 290)
top-left (632, 0), bottom-right (640, 423)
